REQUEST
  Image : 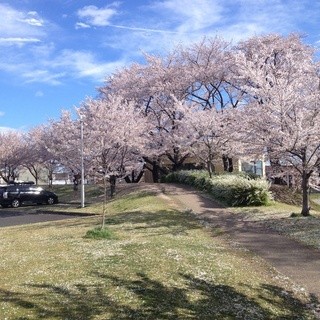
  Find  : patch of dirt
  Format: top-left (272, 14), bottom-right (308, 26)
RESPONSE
top-left (112, 182), bottom-right (162, 198)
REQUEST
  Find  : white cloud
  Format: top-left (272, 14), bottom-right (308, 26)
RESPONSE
top-left (22, 69), bottom-right (65, 86)
top-left (0, 3), bottom-right (46, 38)
top-left (35, 91), bottom-right (44, 97)
top-left (150, 0), bottom-right (223, 32)
top-left (51, 50), bottom-right (126, 81)
top-left (0, 0), bottom-right (317, 92)
top-left (77, 4), bottom-right (119, 27)
top-left (19, 11), bottom-right (44, 27)
top-left (224, 0), bottom-right (320, 42)
top-left (93, 0), bottom-right (319, 75)
top-left (127, 0), bottom-right (318, 50)
top-left (0, 37), bottom-right (41, 46)
top-left (75, 22), bottom-right (91, 29)
top-left (29, 42), bottom-right (56, 59)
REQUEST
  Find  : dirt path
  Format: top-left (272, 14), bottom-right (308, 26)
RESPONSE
top-left (161, 183), bottom-right (320, 301)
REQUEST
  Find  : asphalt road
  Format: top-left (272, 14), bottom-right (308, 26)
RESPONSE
top-left (0, 209), bottom-right (82, 227)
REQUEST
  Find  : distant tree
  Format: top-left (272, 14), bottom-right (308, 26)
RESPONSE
top-left (74, 94), bottom-right (148, 227)
top-left (234, 34), bottom-right (320, 216)
top-left (34, 124), bottom-right (64, 187)
top-left (0, 131), bottom-right (24, 183)
top-left (76, 94), bottom-right (149, 194)
top-left (20, 127), bottom-right (49, 185)
top-left (43, 111), bottom-right (84, 189)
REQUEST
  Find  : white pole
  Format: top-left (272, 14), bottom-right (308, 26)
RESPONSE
top-left (80, 118), bottom-right (85, 208)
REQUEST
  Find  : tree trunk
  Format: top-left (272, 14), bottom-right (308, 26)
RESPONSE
top-left (124, 168), bottom-right (145, 183)
top-left (167, 151), bottom-right (189, 172)
top-left (222, 156), bottom-right (233, 172)
top-left (143, 157), bottom-right (169, 183)
top-left (207, 161), bottom-right (215, 178)
top-left (109, 175), bottom-right (116, 197)
top-left (301, 170), bottom-right (311, 216)
top-left (152, 161), bottom-right (160, 183)
top-left (48, 177), bottom-right (53, 188)
top-left (47, 168), bottom-right (54, 188)
top-left (102, 174), bottom-right (107, 229)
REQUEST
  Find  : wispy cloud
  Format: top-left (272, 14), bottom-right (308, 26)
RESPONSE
top-left (108, 24), bottom-right (184, 34)
top-left (149, 0), bottom-right (223, 32)
top-left (22, 69), bottom-right (65, 86)
top-left (35, 91), bottom-right (44, 97)
top-left (0, 3), bottom-right (46, 38)
top-left (0, 37), bottom-right (41, 46)
top-left (0, 0), bottom-right (318, 90)
top-left (18, 11), bottom-right (44, 27)
top-left (106, 0), bottom-right (319, 55)
top-left (77, 4), bottom-right (119, 27)
top-left (75, 22), bottom-right (91, 29)
top-left (51, 50), bottom-right (126, 81)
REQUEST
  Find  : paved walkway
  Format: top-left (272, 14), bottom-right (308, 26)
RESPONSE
top-left (161, 183), bottom-right (320, 301)
top-left (0, 203), bottom-right (94, 228)
top-left (0, 210), bottom-right (85, 228)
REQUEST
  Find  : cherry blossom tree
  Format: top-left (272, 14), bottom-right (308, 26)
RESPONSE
top-left (72, 94), bottom-right (148, 226)
top-left (26, 125), bottom-right (62, 187)
top-left (100, 54), bottom-right (191, 179)
top-left (183, 104), bottom-right (237, 177)
top-left (43, 111), bottom-right (85, 189)
top-left (0, 131), bottom-right (24, 183)
top-left (76, 94), bottom-right (149, 195)
top-left (234, 34), bottom-right (320, 216)
top-left (20, 127), bottom-right (50, 185)
top-left (179, 37), bottom-right (239, 110)
top-left (100, 37), bottom-right (240, 179)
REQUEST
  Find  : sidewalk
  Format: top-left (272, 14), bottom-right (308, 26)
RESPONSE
top-left (161, 183), bottom-right (320, 300)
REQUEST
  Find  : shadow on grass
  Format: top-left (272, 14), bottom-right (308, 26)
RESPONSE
top-left (103, 209), bottom-right (203, 237)
top-left (0, 272), bottom-right (316, 319)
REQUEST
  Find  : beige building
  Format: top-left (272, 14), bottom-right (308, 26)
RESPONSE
top-left (143, 156), bottom-right (265, 183)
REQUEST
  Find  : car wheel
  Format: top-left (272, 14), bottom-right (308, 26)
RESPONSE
top-left (11, 199), bottom-right (20, 208)
top-left (47, 197), bottom-right (55, 205)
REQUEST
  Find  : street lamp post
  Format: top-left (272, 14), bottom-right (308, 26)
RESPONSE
top-left (80, 117), bottom-right (85, 208)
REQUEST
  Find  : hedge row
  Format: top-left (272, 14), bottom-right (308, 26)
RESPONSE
top-left (162, 170), bottom-right (272, 206)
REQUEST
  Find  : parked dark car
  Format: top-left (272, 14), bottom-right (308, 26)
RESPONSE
top-left (0, 184), bottom-right (58, 208)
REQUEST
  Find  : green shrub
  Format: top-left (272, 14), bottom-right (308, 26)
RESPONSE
top-left (163, 170), bottom-right (272, 207)
top-left (85, 227), bottom-right (117, 240)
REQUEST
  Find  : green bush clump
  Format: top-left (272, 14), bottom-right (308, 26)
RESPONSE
top-left (85, 227), bottom-right (117, 240)
top-left (163, 170), bottom-right (272, 206)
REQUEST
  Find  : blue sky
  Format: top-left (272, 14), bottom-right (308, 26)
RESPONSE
top-left (1, 0), bottom-right (319, 132)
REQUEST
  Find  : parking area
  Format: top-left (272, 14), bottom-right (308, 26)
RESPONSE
top-left (0, 210), bottom-right (82, 228)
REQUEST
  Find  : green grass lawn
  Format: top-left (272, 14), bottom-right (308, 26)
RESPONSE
top-left (0, 186), bottom-right (318, 319)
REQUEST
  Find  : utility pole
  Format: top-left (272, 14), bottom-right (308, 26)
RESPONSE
top-left (80, 117), bottom-right (85, 208)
